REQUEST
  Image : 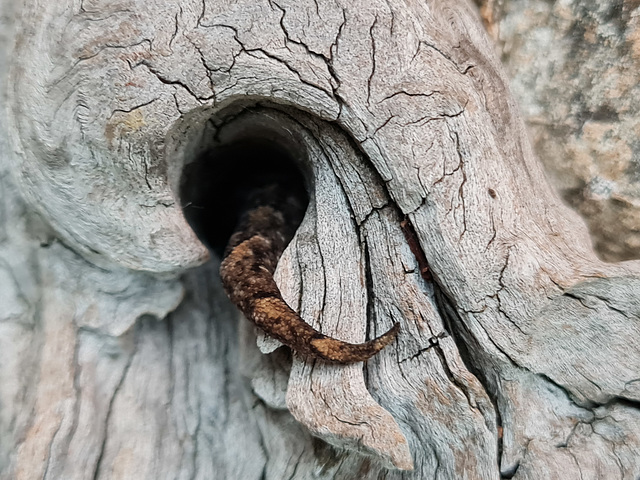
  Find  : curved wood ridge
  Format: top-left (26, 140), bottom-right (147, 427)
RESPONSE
top-left (220, 183), bottom-right (399, 363)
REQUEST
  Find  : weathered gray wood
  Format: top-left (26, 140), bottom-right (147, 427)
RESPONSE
top-left (2, 0), bottom-right (639, 479)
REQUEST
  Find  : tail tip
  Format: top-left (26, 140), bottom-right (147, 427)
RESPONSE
top-left (309, 322), bottom-right (401, 363)
top-left (375, 322), bottom-right (400, 345)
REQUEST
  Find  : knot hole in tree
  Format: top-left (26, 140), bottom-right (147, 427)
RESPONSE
top-left (180, 115), bottom-right (310, 257)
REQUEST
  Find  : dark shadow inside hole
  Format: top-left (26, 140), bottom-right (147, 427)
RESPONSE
top-left (181, 138), bottom-right (309, 257)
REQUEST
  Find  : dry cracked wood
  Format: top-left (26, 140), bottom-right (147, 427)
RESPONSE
top-left (2, 0), bottom-right (640, 479)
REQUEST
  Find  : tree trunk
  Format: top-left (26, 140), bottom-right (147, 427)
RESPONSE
top-left (2, 1), bottom-right (639, 479)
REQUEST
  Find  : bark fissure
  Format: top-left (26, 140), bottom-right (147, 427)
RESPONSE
top-left (108, 98), bottom-right (159, 119)
top-left (168, 9), bottom-right (180, 52)
top-left (271, 1), bottom-right (331, 62)
top-left (244, 47), bottom-right (334, 99)
top-left (138, 61), bottom-right (213, 101)
top-left (366, 15), bottom-right (379, 107)
top-left (92, 338), bottom-right (135, 480)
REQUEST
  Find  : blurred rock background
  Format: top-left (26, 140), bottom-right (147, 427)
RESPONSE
top-left (479, 0), bottom-right (640, 261)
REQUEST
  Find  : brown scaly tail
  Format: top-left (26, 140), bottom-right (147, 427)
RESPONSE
top-left (220, 199), bottom-right (400, 363)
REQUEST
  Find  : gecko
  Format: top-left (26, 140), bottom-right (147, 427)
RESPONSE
top-left (218, 147), bottom-right (399, 363)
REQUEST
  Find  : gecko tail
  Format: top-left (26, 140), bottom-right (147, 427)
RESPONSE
top-left (308, 322), bottom-right (400, 363)
top-left (243, 291), bottom-right (400, 364)
top-left (220, 214), bottom-right (400, 364)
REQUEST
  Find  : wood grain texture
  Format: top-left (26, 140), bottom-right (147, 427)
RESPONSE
top-left (3, 0), bottom-right (640, 478)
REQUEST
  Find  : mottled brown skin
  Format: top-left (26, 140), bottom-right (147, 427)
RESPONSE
top-left (220, 185), bottom-right (399, 363)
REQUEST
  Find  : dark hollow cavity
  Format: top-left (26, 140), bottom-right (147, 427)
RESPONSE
top-left (181, 138), bottom-right (309, 257)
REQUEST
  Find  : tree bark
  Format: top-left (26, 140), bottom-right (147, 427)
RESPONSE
top-left (2, 1), bottom-right (639, 479)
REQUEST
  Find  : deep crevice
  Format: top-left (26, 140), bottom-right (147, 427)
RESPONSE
top-left (180, 133), bottom-right (309, 257)
top-left (433, 285), bottom-right (508, 476)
